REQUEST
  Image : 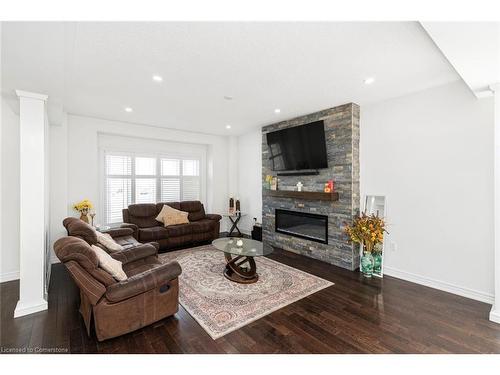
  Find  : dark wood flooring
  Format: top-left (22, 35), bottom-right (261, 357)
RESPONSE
top-left (2, 248), bottom-right (500, 354)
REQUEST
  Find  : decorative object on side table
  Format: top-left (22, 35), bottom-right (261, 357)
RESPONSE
top-left (296, 181), bottom-right (303, 191)
top-left (235, 199), bottom-right (241, 213)
top-left (229, 197), bottom-right (235, 214)
top-left (73, 199), bottom-right (93, 224)
top-left (89, 212), bottom-right (96, 227)
top-left (344, 212), bottom-right (387, 278)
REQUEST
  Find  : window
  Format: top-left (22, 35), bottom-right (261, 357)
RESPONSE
top-left (104, 153), bottom-right (201, 224)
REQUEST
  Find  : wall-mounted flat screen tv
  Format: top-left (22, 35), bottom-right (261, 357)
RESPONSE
top-left (266, 120), bottom-right (328, 171)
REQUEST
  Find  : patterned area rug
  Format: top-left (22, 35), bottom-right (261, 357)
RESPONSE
top-left (159, 245), bottom-right (333, 339)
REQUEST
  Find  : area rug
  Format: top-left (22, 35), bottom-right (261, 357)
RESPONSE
top-left (159, 245), bottom-right (333, 339)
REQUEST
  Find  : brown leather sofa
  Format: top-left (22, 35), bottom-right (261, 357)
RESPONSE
top-left (54, 235), bottom-right (181, 341)
top-left (122, 201), bottom-right (222, 251)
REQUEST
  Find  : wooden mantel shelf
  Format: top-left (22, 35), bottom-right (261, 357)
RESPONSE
top-left (264, 190), bottom-right (339, 201)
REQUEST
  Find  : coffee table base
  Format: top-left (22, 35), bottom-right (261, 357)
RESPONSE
top-left (224, 253), bottom-right (259, 284)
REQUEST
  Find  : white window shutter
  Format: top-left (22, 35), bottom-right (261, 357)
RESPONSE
top-left (104, 153), bottom-right (201, 224)
top-left (135, 178), bottom-right (156, 203)
top-left (161, 178), bottom-right (181, 202)
top-left (182, 177), bottom-right (200, 201)
top-left (106, 177), bottom-right (132, 224)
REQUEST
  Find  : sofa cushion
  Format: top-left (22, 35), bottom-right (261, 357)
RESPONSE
top-left (188, 219), bottom-right (215, 234)
top-left (180, 201), bottom-right (206, 221)
top-left (96, 232), bottom-right (124, 252)
top-left (156, 202), bottom-right (181, 212)
top-left (91, 245), bottom-right (127, 281)
top-left (128, 203), bottom-right (158, 217)
top-left (166, 224), bottom-right (193, 237)
top-left (155, 204), bottom-right (190, 226)
top-left (127, 204), bottom-right (161, 228)
top-left (139, 227), bottom-right (169, 242)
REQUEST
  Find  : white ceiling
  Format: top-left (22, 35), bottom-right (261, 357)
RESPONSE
top-left (2, 22), bottom-right (460, 135)
top-left (422, 22), bottom-right (500, 97)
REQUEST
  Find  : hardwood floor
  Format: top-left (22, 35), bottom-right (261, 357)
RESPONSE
top-left (2, 248), bottom-right (500, 354)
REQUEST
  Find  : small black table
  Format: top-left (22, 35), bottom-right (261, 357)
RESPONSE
top-left (222, 212), bottom-right (246, 237)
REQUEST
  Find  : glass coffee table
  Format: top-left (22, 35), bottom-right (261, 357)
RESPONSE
top-left (212, 237), bottom-right (273, 284)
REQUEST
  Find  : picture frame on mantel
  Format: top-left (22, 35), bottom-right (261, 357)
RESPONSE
top-left (363, 195), bottom-right (387, 278)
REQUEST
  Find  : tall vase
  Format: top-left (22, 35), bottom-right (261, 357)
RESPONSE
top-left (373, 252), bottom-right (382, 275)
top-left (360, 251), bottom-right (374, 278)
top-left (80, 208), bottom-right (89, 223)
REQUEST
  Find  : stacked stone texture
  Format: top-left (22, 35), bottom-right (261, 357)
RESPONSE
top-left (262, 103), bottom-right (360, 270)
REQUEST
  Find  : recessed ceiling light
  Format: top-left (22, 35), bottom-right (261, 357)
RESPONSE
top-left (224, 96), bottom-right (233, 101)
top-left (124, 107), bottom-right (133, 113)
top-left (152, 75), bottom-right (163, 82)
top-left (225, 125), bottom-right (231, 129)
top-left (364, 77), bottom-right (375, 85)
top-left (274, 108), bottom-right (281, 114)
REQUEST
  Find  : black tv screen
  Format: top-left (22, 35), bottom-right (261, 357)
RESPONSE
top-left (266, 120), bottom-right (328, 171)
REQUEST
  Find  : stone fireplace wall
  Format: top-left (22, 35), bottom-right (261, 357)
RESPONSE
top-left (262, 103), bottom-right (360, 270)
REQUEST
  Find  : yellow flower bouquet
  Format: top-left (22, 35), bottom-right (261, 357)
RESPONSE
top-left (344, 212), bottom-right (387, 254)
top-left (73, 199), bottom-right (93, 212)
top-left (73, 199), bottom-right (93, 224)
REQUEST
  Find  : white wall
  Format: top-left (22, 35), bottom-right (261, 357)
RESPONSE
top-left (49, 114), bottom-right (68, 263)
top-left (1, 97), bottom-right (20, 282)
top-left (63, 114), bottom-right (230, 237)
top-left (237, 129), bottom-right (262, 234)
top-left (361, 81), bottom-right (495, 303)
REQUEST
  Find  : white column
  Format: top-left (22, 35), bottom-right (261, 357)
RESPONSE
top-left (14, 90), bottom-right (49, 318)
top-left (491, 82), bottom-right (500, 324)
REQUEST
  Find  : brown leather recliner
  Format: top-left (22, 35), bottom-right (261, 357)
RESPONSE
top-left (62, 217), bottom-right (159, 252)
top-left (54, 236), bottom-right (181, 341)
top-left (122, 200), bottom-right (222, 252)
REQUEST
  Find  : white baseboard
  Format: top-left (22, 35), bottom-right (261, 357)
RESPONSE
top-left (490, 308), bottom-right (500, 324)
top-left (0, 270), bottom-right (20, 283)
top-left (14, 299), bottom-right (48, 318)
top-left (384, 266), bottom-right (494, 304)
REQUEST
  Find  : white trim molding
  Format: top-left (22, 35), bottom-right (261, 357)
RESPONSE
top-left (15, 90), bottom-right (48, 101)
top-left (14, 299), bottom-right (48, 318)
top-left (384, 266), bottom-right (494, 304)
top-left (0, 270), bottom-right (20, 283)
top-left (491, 309), bottom-right (500, 324)
top-left (491, 82), bottom-right (500, 323)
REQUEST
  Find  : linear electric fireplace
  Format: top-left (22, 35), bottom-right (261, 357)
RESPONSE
top-left (275, 209), bottom-right (328, 244)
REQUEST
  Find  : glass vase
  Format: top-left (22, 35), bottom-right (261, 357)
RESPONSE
top-left (360, 251), bottom-right (374, 278)
top-left (373, 252), bottom-right (382, 275)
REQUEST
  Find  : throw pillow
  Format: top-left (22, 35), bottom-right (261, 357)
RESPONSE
top-left (91, 245), bottom-right (127, 281)
top-left (155, 204), bottom-right (190, 226)
top-left (96, 231), bottom-right (124, 252)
